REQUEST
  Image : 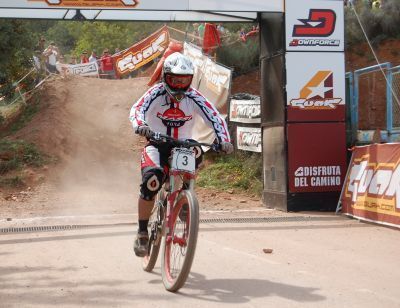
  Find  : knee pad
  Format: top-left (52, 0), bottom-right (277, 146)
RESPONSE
top-left (140, 167), bottom-right (165, 201)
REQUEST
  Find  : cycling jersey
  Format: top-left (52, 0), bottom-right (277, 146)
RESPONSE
top-left (129, 83), bottom-right (231, 143)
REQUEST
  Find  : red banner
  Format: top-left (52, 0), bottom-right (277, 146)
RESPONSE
top-left (341, 143), bottom-right (400, 227)
top-left (113, 26), bottom-right (169, 77)
top-left (287, 122), bottom-right (347, 193)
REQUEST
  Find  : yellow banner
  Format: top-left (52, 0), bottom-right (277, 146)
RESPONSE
top-left (30, 0), bottom-right (139, 8)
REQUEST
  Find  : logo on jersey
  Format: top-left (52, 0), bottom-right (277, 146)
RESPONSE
top-left (289, 71), bottom-right (342, 109)
top-left (157, 107), bottom-right (192, 128)
top-left (293, 9), bottom-right (336, 37)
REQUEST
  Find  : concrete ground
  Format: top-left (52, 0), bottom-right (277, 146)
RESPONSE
top-left (1, 211), bottom-right (399, 308)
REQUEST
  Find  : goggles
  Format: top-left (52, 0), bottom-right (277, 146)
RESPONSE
top-left (165, 74), bottom-right (193, 90)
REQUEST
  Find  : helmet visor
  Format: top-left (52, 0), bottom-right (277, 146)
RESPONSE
top-left (165, 74), bottom-right (193, 90)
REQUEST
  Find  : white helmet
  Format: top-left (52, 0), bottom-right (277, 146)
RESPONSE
top-left (163, 52), bottom-right (194, 99)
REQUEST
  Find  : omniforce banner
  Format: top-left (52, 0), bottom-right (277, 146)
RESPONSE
top-left (229, 97), bottom-right (261, 123)
top-left (184, 42), bottom-right (232, 115)
top-left (56, 62), bottom-right (99, 77)
top-left (285, 0), bottom-right (344, 52)
top-left (114, 26), bottom-right (169, 77)
top-left (341, 144), bottom-right (400, 228)
top-left (236, 126), bottom-right (262, 153)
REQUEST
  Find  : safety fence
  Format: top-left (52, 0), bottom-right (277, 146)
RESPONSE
top-left (347, 62), bottom-right (400, 145)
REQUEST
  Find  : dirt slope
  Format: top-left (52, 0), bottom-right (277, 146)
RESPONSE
top-left (0, 76), bottom-right (263, 219)
top-left (1, 76), bottom-right (147, 217)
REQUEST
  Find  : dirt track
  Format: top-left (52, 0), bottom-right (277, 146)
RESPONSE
top-left (0, 76), bottom-right (263, 219)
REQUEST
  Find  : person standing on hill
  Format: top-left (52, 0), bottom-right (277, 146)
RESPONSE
top-left (100, 49), bottom-right (115, 79)
top-left (80, 51), bottom-right (89, 64)
top-left (89, 50), bottom-right (98, 63)
top-left (129, 52), bottom-right (233, 257)
top-left (42, 42), bottom-right (59, 74)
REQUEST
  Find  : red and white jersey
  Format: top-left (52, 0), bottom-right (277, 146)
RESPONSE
top-left (129, 83), bottom-right (231, 143)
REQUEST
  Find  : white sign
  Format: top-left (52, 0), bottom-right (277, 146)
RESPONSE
top-left (229, 98), bottom-right (261, 123)
top-left (286, 52), bottom-right (345, 109)
top-left (285, 0), bottom-right (344, 51)
top-left (237, 126), bottom-right (262, 153)
top-left (184, 42), bottom-right (206, 89)
top-left (57, 62), bottom-right (99, 77)
top-left (294, 165), bottom-right (341, 188)
top-left (171, 148), bottom-right (196, 174)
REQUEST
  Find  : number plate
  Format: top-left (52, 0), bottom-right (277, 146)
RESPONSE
top-left (171, 148), bottom-right (196, 173)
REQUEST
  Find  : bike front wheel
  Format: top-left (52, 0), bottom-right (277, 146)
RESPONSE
top-left (161, 189), bottom-right (199, 292)
top-left (142, 189), bottom-right (165, 272)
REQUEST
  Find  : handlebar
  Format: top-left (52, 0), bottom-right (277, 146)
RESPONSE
top-left (151, 132), bottom-right (221, 152)
top-left (135, 128), bottom-right (220, 152)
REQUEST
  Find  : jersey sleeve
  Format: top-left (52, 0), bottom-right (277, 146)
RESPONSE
top-left (187, 88), bottom-right (231, 143)
top-left (129, 84), bottom-right (164, 131)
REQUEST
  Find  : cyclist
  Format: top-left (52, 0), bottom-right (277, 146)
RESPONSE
top-left (129, 52), bottom-right (233, 257)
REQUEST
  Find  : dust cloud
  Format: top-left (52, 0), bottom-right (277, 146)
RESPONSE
top-left (5, 76), bottom-right (150, 217)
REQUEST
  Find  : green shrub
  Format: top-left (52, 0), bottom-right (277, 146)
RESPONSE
top-left (198, 151), bottom-right (263, 196)
top-left (345, 0), bottom-right (400, 48)
top-left (0, 139), bottom-right (45, 175)
top-left (217, 38), bottom-right (259, 75)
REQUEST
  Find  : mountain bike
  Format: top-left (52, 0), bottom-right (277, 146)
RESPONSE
top-left (141, 132), bottom-right (219, 292)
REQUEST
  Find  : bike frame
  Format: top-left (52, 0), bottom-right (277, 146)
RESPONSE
top-left (164, 165), bottom-right (196, 244)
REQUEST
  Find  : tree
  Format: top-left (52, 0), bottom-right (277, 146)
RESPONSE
top-left (0, 20), bottom-right (36, 100)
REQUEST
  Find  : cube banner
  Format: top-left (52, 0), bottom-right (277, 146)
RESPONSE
top-left (114, 26), bottom-right (169, 77)
top-left (286, 52), bottom-right (345, 122)
top-left (229, 97), bottom-right (261, 124)
top-left (285, 0), bottom-right (344, 52)
top-left (236, 126), bottom-right (262, 153)
top-left (341, 144), bottom-right (400, 228)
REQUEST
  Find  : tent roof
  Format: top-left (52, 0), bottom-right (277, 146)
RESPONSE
top-left (0, 0), bottom-right (284, 21)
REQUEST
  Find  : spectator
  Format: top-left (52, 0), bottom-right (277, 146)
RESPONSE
top-left (36, 36), bottom-right (46, 52)
top-left (42, 42), bottom-right (59, 74)
top-left (80, 51), bottom-right (89, 64)
top-left (33, 50), bottom-right (42, 72)
top-left (56, 55), bottom-right (68, 76)
top-left (114, 48), bottom-right (121, 55)
top-left (89, 50), bottom-right (98, 63)
top-left (100, 48), bottom-right (115, 79)
top-left (217, 23), bottom-right (225, 35)
top-left (33, 49), bottom-right (43, 84)
top-left (198, 23), bottom-right (205, 42)
top-left (69, 56), bottom-right (77, 65)
top-left (239, 28), bottom-right (247, 42)
top-left (372, 0), bottom-right (381, 9)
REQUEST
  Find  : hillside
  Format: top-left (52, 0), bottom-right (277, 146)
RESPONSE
top-left (0, 75), bottom-right (263, 218)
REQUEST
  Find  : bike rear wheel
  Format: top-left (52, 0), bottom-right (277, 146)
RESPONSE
top-left (142, 189), bottom-right (165, 272)
top-left (161, 189), bottom-right (199, 292)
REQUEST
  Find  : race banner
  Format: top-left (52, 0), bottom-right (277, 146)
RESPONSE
top-left (114, 26), bottom-right (169, 77)
top-left (183, 42), bottom-right (206, 89)
top-left (23, 0), bottom-right (140, 8)
top-left (286, 52), bottom-right (345, 122)
top-left (341, 143), bottom-right (400, 228)
top-left (183, 42), bottom-right (232, 115)
top-left (198, 58), bottom-right (232, 115)
top-left (237, 126), bottom-right (262, 152)
top-left (285, 0), bottom-right (344, 52)
top-left (56, 62), bottom-right (99, 77)
top-left (287, 122), bottom-right (347, 193)
top-left (229, 97), bottom-right (261, 123)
